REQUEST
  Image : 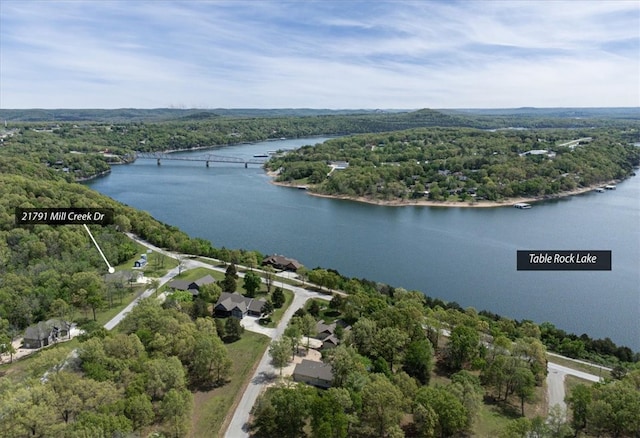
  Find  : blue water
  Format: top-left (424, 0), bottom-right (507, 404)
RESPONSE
top-left (87, 138), bottom-right (640, 350)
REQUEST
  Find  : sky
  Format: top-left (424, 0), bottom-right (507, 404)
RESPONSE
top-left (1, 0), bottom-right (639, 109)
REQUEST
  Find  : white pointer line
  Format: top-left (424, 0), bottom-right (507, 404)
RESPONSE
top-left (83, 224), bottom-right (115, 273)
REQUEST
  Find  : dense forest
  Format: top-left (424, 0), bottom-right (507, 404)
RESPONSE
top-left (268, 127), bottom-right (640, 203)
top-left (1, 110), bottom-right (639, 437)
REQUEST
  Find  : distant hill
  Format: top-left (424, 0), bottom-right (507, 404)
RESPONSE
top-left (439, 107), bottom-right (640, 120)
top-left (0, 108), bottom-right (401, 123)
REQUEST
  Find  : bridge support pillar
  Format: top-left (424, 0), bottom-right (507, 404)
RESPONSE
top-left (206, 161), bottom-right (209, 168)
top-left (245, 162), bottom-right (248, 168)
top-left (157, 159), bottom-right (161, 166)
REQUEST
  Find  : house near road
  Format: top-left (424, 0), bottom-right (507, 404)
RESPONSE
top-left (292, 359), bottom-right (334, 389)
top-left (214, 292), bottom-right (266, 319)
top-left (167, 274), bottom-right (216, 297)
top-left (23, 319), bottom-right (70, 349)
top-left (262, 254), bottom-right (302, 272)
top-left (315, 319), bottom-right (350, 350)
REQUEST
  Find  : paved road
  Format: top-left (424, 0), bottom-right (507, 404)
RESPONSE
top-left (224, 284), bottom-right (332, 437)
top-left (546, 361), bottom-right (602, 415)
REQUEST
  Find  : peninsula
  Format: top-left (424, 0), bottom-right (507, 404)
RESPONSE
top-left (266, 127), bottom-right (640, 207)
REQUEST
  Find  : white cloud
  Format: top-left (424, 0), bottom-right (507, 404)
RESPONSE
top-left (1, 0), bottom-right (638, 108)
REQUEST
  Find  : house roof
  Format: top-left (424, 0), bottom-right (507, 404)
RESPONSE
top-left (262, 254), bottom-right (302, 270)
top-left (293, 359), bottom-right (333, 382)
top-left (168, 274), bottom-right (217, 291)
top-left (167, 279), bottom-right (192, 291)
top-left (193, 274), bottom-right (216, 286)
top-left (215, 292), bottom-right (265, 314)
top-left (24, 319), bottom-right (68, 340)
top-left (315, 320), bottom-right (336, 336)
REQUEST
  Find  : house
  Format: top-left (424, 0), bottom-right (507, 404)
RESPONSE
top-left (314, 319), bottom-right (350, 350)
top-left (214, 292), bottom-right (266, 319)
top-left (23, 319), bottom-right (69, 349)
top-left (262, 254), bottom-right (302, 272)
top-left (293, 359), bottom-right (333, 389)
top-left (167, 274), bottom-right (216, 296)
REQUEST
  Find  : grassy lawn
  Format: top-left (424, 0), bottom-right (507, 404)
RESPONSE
top-left (474, 402), bottom-right (513, 437)
top-left (267, 289), bottom-right (293, 327)
top-left (190, 331), bottom-right (270, 438)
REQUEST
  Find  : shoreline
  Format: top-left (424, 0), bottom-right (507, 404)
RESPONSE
top-left (268, 174), bottom-right (623, 208)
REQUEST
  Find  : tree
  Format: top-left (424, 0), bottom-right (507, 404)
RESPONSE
top-left (71, 271), bottom-right (106, 321)
top-left (198, 282), bottom-right (221, 303)
top-left (224, 317), bottom-right (244, 342)
top-left (252, 386), bottom-right (315, 438)
top-left (415, 386), bottom-right (468, 438)
top-left (124, 394), bottom-right (154, 430)
top-left (374, 326), bottom-right (408, 370)
top-left (149, 278), bottom-right (160, 298)
top-left (263, 265), bottom-right (275, 293)
top-left (403, 339), bottom-right (434, 384)
top-left (159, 388), bottom-right (192, 438)
top-left (310, 387), bottom-right (354, 438)
top-left (512, 366), bottom-right (536, 416)
top-left (299, 313), bottom-right (316, 350)
top-left (566, 383), bottom-right (591, 433)
top-left (359, 374), bottom-right (405, 437)
top-left (272, 287), bottom-right (285, 308)
top-left (190, 331), bottom-right (232, 386)
top-left (222, 264), bottom-right (238, 292)
top-left (243, 271), bottom-right (261, 297)
top-left (284, 323), bottom-right (302, 358)
top-left (269, 337), bottom-right (293, 376)
top-left (0, 333), bottom-right (16, 363)
top-left (445, 325), bottom-right (479, 371)
top-left (350, 317), bottom-right (378, 357)
top-left (261, 299), bottom-right (274, 315)
top-left (308, 300), bottom-right (321, 317)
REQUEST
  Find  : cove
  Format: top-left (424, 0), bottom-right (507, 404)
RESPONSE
top-left (86, 137), bottom-right (640, 350)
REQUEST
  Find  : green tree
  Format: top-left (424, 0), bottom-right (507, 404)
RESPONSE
top-left (124, 394), bottom-right (154, 430)
top-left (224, 317), bottom-right (244, 342)
top-left (566, 383), bottom-right (591, 433)
top-left (415, 386), bottom-right (468, 438)
top-left (403, 339), bottom-right (434, 384)
top-left (310, 387), bottom-right (354, 438)
top-left (269, 337), bottom-right (293, 376)
top-left (243, 271), bottom-right (261, 297)
top-left (272, 287), bottom-right (285, 308)
top-left (222, 264), bottom-right (238, 292)
top-left (359, 374), bottom-right (405, 437)
top-left (159, 388), bottom-right (192, 438)
top-left (445, 325), bottom-right (479, 371)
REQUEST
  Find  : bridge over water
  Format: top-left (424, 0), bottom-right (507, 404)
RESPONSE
top-left (135, 152), bottom-right (267, 168)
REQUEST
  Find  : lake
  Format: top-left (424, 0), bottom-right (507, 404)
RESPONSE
top-left (86, 137), bottom-right (640, 350)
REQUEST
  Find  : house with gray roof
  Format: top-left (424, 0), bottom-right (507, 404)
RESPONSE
top-left (23, 319), bottom-right (69, 349)
top-left (167, 274), bottom-right (217, 296)
top-left (293, 359), bottom-right (333, 388)
top-left (214, 292), bottom-right (265, 319)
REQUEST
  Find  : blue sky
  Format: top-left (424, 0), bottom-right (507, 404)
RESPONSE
top-left (1, 0), bottom-right (638, 109)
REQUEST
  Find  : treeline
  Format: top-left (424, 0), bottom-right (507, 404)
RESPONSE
top-left (301, 267), bottom-right (640, 365)
top-left (268, 127), bottom-right (640, 202)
